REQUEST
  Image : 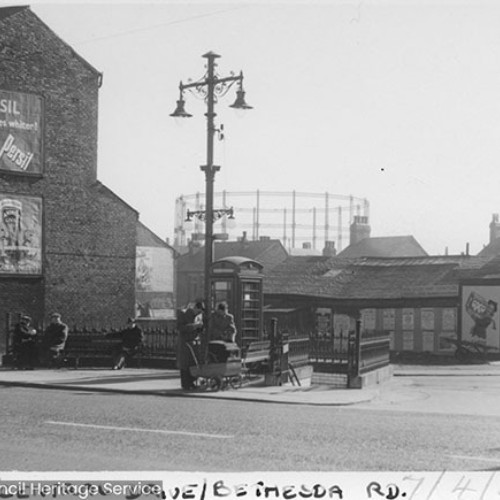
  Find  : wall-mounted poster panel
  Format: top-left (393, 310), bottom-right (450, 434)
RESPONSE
top-left (402, 308), bottom-right (414, 330)
top-left (361, 309), bottom-right (376, 331)
top-left (0, 194), bottom-right (42, 275)
top-left (0, 90), bottom-right (43, 174)
top-left (383, 309), bottom-right (395, 330)
top-left (315, 308), bottom-right (332, 335)
top-left (136, 246), bottom-right (175, 319)
top-left (461, 283), bottom-right (500, 349)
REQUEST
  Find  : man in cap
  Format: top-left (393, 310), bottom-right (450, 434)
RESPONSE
top-left (42, 312), bottom-right (68, 368)
top-left (12, 314), bottom-right (37, 369)
top-left (108, 317), bottom-right (144, 370)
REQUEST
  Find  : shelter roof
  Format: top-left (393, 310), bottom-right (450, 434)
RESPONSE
top-left (264, 254), bottom-right (490, 300)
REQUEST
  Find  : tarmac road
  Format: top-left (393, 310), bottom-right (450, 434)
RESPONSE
top-left (1, 378), bottom-right (500, 471)
top-left (355, 374), bottom-right (500, 417)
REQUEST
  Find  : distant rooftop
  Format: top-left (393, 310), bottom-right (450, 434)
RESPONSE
top-left (337, 235), bottom-right (428, 259)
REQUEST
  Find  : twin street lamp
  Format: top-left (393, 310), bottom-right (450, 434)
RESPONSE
top-left (171, 51), bottom-right (252, 355)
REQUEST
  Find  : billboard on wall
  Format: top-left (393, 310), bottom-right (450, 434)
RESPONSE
top-left (135, 246), bottom-right (175, 319)
top-left (461, 283), bottom-right (500, 349)
top-left (0, 193), bottom-right (42, 275)
top-left (0, 90), bottom-right (43, 174)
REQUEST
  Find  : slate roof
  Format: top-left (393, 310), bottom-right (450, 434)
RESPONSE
top-left (93, 182), bottom-right (138, 216)
top-left (477, 238), bottom-right (500, 258)
top-left (177, 239), bottom-right (287, 272)
top-left (0, 6), bottom-right (102, 79)
top-left (137, 220), bottom-right (175, 251)
top-left (337, 235), bottom-right (428, 258)
top-left (264, 254), bottom-right (493, 300)
top-left (0, 6), bottom-right (27, 21)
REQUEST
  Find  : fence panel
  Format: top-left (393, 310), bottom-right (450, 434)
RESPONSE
top-left (359, 331), bottom-right (390, 374)
top-left (309, 331), bottom-right (352, 374)
top-left (288, 336), bottom-right (310, 368)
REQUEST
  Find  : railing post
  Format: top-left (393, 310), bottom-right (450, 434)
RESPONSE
top-left (281, 332), bottom-right (289, 384)
top-left (5, 313), bottom-right (10, 357)
top-left (265, 317), bottom-right (286, 386)
top-left (348, 319), bottom-right (361, 387)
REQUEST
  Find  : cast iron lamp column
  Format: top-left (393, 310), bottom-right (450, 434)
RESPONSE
top-left (171, 51), bottom-right (252, 360)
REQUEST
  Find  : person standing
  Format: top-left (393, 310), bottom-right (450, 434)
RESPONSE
top-left (12, 315), bottom-right (37, 369)
top-left (43, 312), bottom-right (68, 368)
top-left (176, 302), bottom-right (204, 390)
top-left (109, 317), bottom-right (144, 370)
top-left (209, 301), bottom-right (237, 343)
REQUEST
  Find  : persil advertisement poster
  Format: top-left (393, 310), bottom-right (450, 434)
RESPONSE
top-left (0, 90), bottom-right (43, 174)
top-left (461, 284), bottom-right (500, 349)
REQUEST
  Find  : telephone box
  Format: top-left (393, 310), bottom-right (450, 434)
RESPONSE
top-left (209, 256), bottom-right (264, 347)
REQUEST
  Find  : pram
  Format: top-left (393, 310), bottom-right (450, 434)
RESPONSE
top-left (188, 340), bottom-right (243, 391)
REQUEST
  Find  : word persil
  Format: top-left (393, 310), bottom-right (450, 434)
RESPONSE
top-left (0, 99), bottom-right (21, 115)
top-left (0, 134), bottom-right (34, 171)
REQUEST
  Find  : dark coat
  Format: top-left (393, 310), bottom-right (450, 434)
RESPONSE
top-left (13, 323), bottom-right (37, 347)
top-left (176, 308), bottom-right (203, 369)
top-left (209, 311), bottom-right (237, 342)
top-left (120, 325), bottom-right (144, 349)
top-left (44, 322), bottom-right (68, 350)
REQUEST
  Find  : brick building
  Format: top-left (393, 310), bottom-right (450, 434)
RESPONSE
top-left (0, 6), bottom-right (139, 347)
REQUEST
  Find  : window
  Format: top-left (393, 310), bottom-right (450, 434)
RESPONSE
top-left (240, 280), bottom-right (261, 339)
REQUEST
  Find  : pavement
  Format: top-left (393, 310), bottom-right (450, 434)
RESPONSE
top-left (0, 362), bottom-right (499, 406)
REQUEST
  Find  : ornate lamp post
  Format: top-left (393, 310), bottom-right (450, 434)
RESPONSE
top-left (171, 52), bottom-right (252, 359)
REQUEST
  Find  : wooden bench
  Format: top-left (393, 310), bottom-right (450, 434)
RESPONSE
top-left (241, 340), bottom-right (271, 374)
top-left (61, 334), bottom-right (121, 368)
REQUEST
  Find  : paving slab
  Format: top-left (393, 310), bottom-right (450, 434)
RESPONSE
top-left (0, 367), bottom-right (377, 406)
top-left (392, 361), bottom-right (500, 377)
top-left (1, 362), bottom-right (499, 407)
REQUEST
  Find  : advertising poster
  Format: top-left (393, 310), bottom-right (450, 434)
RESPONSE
top-left (0, 90), bottom-right (43, 174)
top-left (402, 308), bottom-right (414, 330)
top-left (136, 246), bottom-right (175, 319)
top-left (0, 193), bottom-right (42, 275)
top-left (461, 284), bottom-right (500, 349)
top-left (361, 308), bottom-right (376, 330)
top-left (333, 313), bottom-right (351, 334)
top-left (422, 331), bottom-right (435, 352)
top-left (383, 308), bottom-right (395, 329)
top-left (421, 308), bottom-right (435, 331)
top-left (315, 308), bottom-right (331, 334)
top-left (403, 331), bottom-right (414, 351)
top-left (442, 307), bottom-right (456, 331)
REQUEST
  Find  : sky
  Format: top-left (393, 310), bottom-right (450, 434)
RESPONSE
top-left (10, 0), bottom-right (500, 255)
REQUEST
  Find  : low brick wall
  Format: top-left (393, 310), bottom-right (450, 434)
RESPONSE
top-left (348, 364), bottom-right (393, 389)
top-left (311, 371), bottom-right (348, 388)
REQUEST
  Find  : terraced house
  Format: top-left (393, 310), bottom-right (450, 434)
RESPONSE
top-left (0, 6), bottom-right (174, 354)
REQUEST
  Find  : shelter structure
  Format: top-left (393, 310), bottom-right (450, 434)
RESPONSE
top-left (264, 254), bottom-right (496, 356)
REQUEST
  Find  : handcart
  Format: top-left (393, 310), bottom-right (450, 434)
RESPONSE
top-left (442, 336), bottom-right (497, 363)
top-left (188, 340), bottom-right (243, 391)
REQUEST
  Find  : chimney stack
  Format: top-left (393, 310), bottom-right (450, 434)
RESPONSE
top-left (323, 241), bottom-right (337, 257)
top-left (490, 213), bottom-right (500, 243)
top-left (350, 216), bottom-right (371, 246)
